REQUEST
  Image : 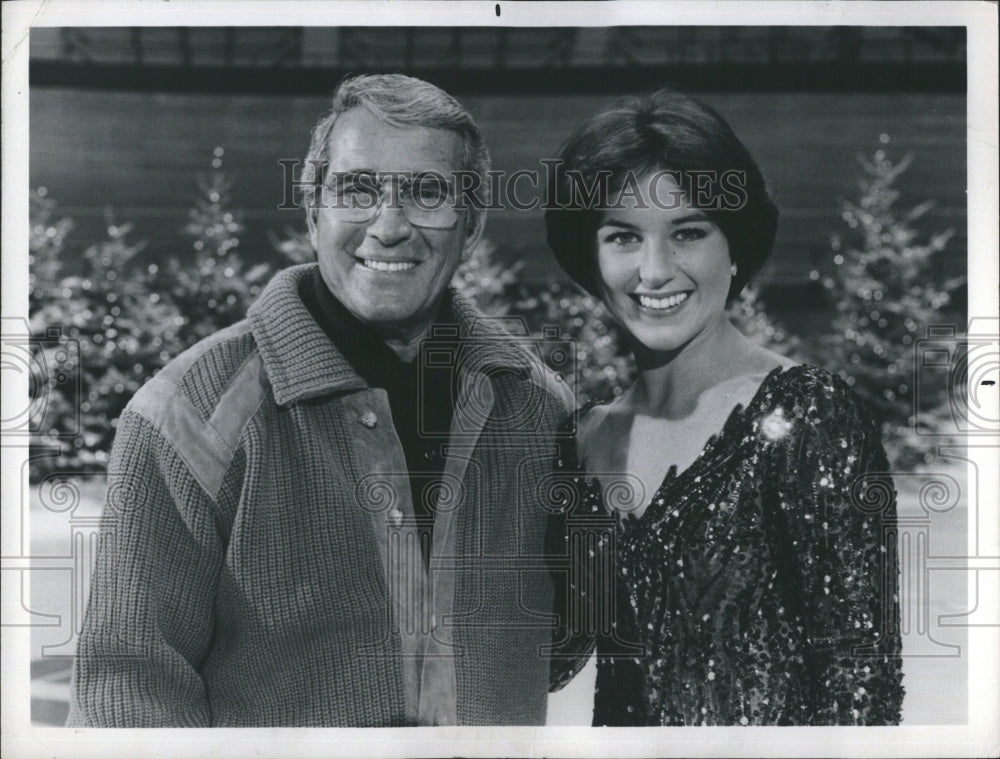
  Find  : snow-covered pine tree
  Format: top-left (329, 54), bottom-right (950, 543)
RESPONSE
top-left (820, 136), bottom-right (962, 467)
top-left (162, 147), bottom-right (271, 347)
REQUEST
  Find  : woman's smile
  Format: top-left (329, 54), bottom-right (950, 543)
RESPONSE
top-left (632, 290), bottom-right (692, 313)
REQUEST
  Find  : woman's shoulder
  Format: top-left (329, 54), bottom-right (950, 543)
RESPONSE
top-left (750, 362), bottom-right (880, 441)
top-left (758, 362), bottom-right (860, 405)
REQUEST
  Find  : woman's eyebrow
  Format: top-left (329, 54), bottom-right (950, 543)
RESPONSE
top-left (599, 212), bottom-right (711, 229)
top-left (670, 212), bottom-right (711, 225)
top-left (598, 218), bottom-right (639, 229)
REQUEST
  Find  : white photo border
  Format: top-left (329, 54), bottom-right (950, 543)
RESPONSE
top-left (2, 2), bottom-right (997, 757)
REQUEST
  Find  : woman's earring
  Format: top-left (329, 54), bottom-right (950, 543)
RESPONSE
top-left (730, 263), bottom-right (738, 277)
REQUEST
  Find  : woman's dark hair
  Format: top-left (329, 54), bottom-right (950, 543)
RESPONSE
top-left (544, 88), bottom-right (779, 300)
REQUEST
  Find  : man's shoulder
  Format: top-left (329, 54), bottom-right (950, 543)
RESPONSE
top-left (516, 341), bottom-right (575, 417)
top-left (132, 319), bottom-right (260, 412)
top-left (447, 297), bottom-right (575, 416)
top-left (154, 319), bottom-right (257, 385)
top-left (122, 319), bottom-right (268, 498)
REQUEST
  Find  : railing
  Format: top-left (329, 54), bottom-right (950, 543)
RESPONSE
top-left (34, 27), bottom-right (966, 71)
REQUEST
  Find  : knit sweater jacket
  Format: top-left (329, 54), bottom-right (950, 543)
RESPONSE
top-left (67, 264), bottom-right (575, 727)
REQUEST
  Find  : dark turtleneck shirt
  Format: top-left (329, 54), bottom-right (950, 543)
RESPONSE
top-left (302, 271), bottom-right (455, 565)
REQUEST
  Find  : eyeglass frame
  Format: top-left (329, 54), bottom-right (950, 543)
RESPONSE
top-left (312, 168), bottom-right (464, 230)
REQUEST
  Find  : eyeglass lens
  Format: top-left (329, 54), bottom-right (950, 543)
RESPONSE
top-left (319, 172), bottom-right (459, 229)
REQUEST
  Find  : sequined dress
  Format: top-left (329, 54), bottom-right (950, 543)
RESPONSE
top-left (551, 364), bottom-right (904, 726)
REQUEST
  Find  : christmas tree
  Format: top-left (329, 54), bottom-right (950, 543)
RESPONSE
top-left (451, 238), bottom-right (522, 317)
top-left (27, 151), bottom-right (276, 478)
top-left (727, 280), bottom-right (799, 356)
top-left (509, 280), bottom-right (634, 403)
top-left (29, 194), bottom-right (184, 476)
top-left (450, 240), bottom-right (634, 403)
top-left (28, 188), bottom-right (81, 475)
top-left (818, 135), bottom-right (962, 468)
top-left (269, 226), bottom-right (314, 265)
top-left (158, 147), bottom-right (271, 348)
top-left (28, 187), bottom-right (74, 306)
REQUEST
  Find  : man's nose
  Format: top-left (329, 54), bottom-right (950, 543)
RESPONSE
top-left (637, 242), bottom-right (677, 287)
top-left (365, 201), bottom-right (413, 246)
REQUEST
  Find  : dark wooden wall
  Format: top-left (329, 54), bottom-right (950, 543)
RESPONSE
top-left (29, 87), bottom-right (966, 293)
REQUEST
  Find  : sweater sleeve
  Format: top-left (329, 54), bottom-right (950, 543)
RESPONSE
top-left (66, 407), bottom-right (225, 727)
top-left (763, 373), bottom-right (904, 725)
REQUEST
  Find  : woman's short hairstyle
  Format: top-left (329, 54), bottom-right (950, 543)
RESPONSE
top-left (302, 73), bottom-right (491, 234)
top-left (544, 88), bottom-right (778, 300)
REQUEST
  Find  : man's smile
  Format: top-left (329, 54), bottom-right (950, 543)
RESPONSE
top-left (356, 257), bottom-right (420, 273)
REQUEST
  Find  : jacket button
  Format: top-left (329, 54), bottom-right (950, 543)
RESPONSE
top-left (389, 508), bottom-right (403, 526)
top-left (359, 411), bottom-right (378, 428)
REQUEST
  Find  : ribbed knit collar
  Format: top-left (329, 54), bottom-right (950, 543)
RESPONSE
top-left (304, 267), bottom-right (420, 383)
top-left (247, 263), bottom-right (532, 406)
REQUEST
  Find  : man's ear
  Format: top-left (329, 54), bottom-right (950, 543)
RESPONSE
top-left (460, 211), bottom-right (486, 263)
top-left (307, 208), bottom-right (319, 251)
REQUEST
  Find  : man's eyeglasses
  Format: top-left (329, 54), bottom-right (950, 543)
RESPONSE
top-left (316, 171), bottom-right (461, 230)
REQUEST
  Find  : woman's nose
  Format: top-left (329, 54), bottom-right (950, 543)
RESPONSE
top-left (637, 242), bottom-right (677, 287)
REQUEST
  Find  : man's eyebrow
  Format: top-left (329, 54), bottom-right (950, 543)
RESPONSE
top-left (323, 169), bottom-right (377, 186)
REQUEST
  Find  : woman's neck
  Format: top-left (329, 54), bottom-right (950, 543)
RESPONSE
top-left (627, 316), bottom-right (749, 418)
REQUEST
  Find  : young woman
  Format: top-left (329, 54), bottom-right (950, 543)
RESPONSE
top-left (545, 89), bottom-right (904, 725)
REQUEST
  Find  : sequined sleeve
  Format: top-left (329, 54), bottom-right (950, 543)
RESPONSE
top-left (761, 374), bottom-right (904, 725)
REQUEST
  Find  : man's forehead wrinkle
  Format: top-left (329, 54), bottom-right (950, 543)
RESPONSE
top-left (325, 143), bottom-right (462, 175)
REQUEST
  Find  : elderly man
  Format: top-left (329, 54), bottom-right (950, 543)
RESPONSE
top-left (68, 74), bottom-right (579, 726)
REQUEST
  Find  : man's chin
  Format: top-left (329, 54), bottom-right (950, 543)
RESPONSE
top-left (350, 302), bottom-right (435, 336)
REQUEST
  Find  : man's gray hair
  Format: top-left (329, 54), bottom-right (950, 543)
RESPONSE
top-left (302, 73), bottom-right (491, 232)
